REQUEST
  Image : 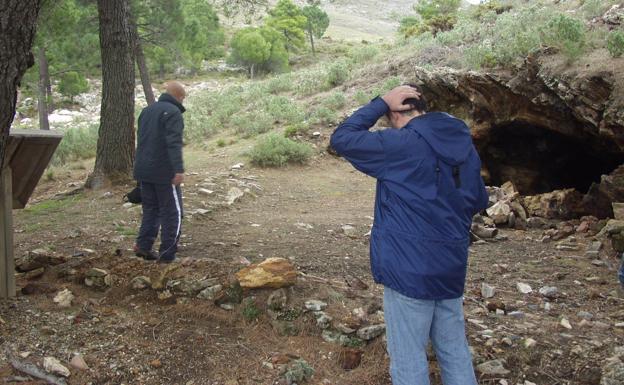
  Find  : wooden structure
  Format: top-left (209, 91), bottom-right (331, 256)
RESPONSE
top-left (1, 129), bottom-right (63, 298)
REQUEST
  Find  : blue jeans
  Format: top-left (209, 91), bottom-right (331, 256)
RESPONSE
top-left (384, 287), bottom-right (477, 385)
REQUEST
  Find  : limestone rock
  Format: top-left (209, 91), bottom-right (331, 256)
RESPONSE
top-left (167, 278), bottom-right (218, 296)
top-left (476, 359), bottom-right (510, 375)
top-left (44, 357), bottom-right (71, 377)
top-left (487, 201), bottom-right (511, 225)
top-left (236, 258), bottom-right (297, 289)
top-left (226, 187), bottom-right (244, 205)
top-left (523, 189), bottom-right (585, 220)
top-left (304, 300), bottom-right (327, 311)
top-left (267, 288), bottom-right (288, 310)
top-left (131, 276), bottom-right (151, 290)
top-left (341, 225), bottom-right (358, 238)
top-left (481, 283), bottom-right (496, 298)
top-left (357, 324), bottom-right (386, 340)
top-left (472, 224), bottom-right (498, 239)
top-left (69, 354), bottom-right (89, 371)
top-left (197, 284), bottom-right (223, 300)
top-left (516, 282), bottom-right (532, 294)
top-left (53, 289), bottom-right (74, 308)
top-left (84, 268), bottom-right (112, 288)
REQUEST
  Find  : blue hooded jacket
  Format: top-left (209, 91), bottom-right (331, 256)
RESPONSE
top-left (330, 97), bottom-right (489, 300)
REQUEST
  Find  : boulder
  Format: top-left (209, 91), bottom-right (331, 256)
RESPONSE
top-left (486, 201), bottom-right (511, 225)
top-left (523, 189), bottom-right (585, 219)
top-left (53, 289), bottom-right (74, 308)
top-left (236, 258), bottom-right (297, 289)
top-left (84, 268), bottom-right (112, 288)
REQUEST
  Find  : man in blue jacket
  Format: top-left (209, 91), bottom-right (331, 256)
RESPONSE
top-left (330, 85), bottom-right (488, 385)
top-left (133, 82), bottom-right (186, 264)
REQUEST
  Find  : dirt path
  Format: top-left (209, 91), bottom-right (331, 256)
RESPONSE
top-left (3, 137), bottom-right (624, 385)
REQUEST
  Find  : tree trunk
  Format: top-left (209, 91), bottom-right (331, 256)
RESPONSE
top-left (159, 62), bottom-right (165, 80)
top-left (37, 46), bottom-right (50, 130)
top-left (0, 0), bottom-right (43, 168)
top-left (130, 15), bottom-right (155, 105)
top-left (39, 45), bottom-right (53, 113)
top-left (308, 24), bottom-right (315, 56)
top-left (87, 0), bottom-right (135, 189)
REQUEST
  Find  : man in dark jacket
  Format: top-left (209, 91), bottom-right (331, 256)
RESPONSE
top-left (133, 81), bottom-right (186, 263)
top-left (330, 85), bottom-right (488, 385)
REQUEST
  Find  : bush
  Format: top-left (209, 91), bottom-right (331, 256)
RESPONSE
top-left (51, 124), bottom-right (98, 165)
top-left (542, 14), bottom-right (586, 62)
top-left (323, 92), bottom-right (346, 110)
top-left (265, 73), bottom-right (294, 94)
top-left (326, 60), bottom-right (350, 87)
top-left (249, 134), bottom-right (313, 167)
top-left (308, 107), bottom-right (338, 125)
top-left (607, 30), bottom-right (624, 57)
top-left (232, 111), bottom-right (274, 138)
top-left (354, 90), bottom-right (371, 105)
top-left (262, 96), bottom-right (305, 124)
top-left (295, 68), bottom-right (330, 95)
top-left (58, 71), bottom-right (89, 102)
top-left (349, 45), bottom-right (379, 64)
top-left (284, 122), bottom-right (310, 138)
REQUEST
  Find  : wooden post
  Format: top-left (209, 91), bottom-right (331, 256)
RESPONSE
top-left (0, 167), bottom-right (15, 298)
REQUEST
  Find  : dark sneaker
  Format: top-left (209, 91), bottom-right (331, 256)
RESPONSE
top-left (157, 258), bottom-right (175, 264)
top-left (133, 245), bottom-right (158, 261)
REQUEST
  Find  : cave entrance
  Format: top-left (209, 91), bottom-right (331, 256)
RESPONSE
top-left (476, 121), bottom-right (624, 195)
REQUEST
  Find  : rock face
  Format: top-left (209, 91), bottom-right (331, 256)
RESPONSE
top-left (236, 258), bottom-right (297, 289)
top-left (399, 50), bottom-right (624, 218)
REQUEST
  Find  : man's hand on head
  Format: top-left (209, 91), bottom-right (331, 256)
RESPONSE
top-left (382, 86), bottom-right (421, 112)
top-left (172, 173), bottom-right (184, 185)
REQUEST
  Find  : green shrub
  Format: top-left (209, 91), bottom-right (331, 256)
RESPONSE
top-left (295, 68), bottom-right (329, 95)
top-left (284, 122), bottom-right (310, 138)
top-left (399, 16), bottom-right (421, 37)
top-left (216, 138), bottom-right (226, 147)
top-left (242, 298), bottom-right (261, 321)
top-left (265, 73), bottom-right (294, 94)
top-left (58, 71), bottom-right (89, 102)
top-left (326, 60), bottom-right (350, 87)
top-left (542, 14), bottom-right (586, 62)
top-left (51, 124), bottom-right (98, 165)
top-left (308, 107), bottom-right (338, 125)
top-left (607, 30), bottom-right (624, 57)
top-left (580, 0), bottom-right (619, 20)
top-left (354, 90), bottom-right (371, 105)
top-left (284, 359), bottom-right (314, 384)
top-left (349, 45), bottom-right (379, 64)
top-left (249, 133), bottom-right (313, 167)
top-left (323, 92), bottom-right (346, 110)
top-left (232, 111), bottom-right (274, 138)
top-left (381, 77), bottom-right (402, 93)
top-left (262, 96), bottom-right (305, 124)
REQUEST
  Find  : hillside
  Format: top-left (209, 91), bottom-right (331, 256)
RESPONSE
top-left (5, 1), bottom-right (624, 385)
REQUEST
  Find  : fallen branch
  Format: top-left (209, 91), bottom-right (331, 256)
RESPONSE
top-left (10, 358), bottom-right (67, 385)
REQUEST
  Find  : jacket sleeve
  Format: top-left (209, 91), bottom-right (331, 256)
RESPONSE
top-left (164, 111), bottom-right (185, 174)
top-left (329, 97), bottom-right (390, 179)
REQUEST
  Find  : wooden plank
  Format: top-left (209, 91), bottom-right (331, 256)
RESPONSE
top-left (7, 131), bottom-right (63, 209)
top-left (0, 167), bottom-right (15, 298)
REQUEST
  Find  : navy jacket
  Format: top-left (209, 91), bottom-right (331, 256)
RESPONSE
top-left (330, 97), bottom-right (488, 300)
top-left (134, 93), bottom-right (185, 184)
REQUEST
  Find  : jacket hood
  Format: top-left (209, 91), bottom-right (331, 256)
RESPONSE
top-left (159, 93), bottom-right (186, 113)
top-left (405, 112), bottom-right (472, 166)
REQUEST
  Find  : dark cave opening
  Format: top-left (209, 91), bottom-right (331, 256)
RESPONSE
top-left (476, 121), bottom-right (624, 195)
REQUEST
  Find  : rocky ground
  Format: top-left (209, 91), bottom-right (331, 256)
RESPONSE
top-left (2, 131), bottom-right (624, 385)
